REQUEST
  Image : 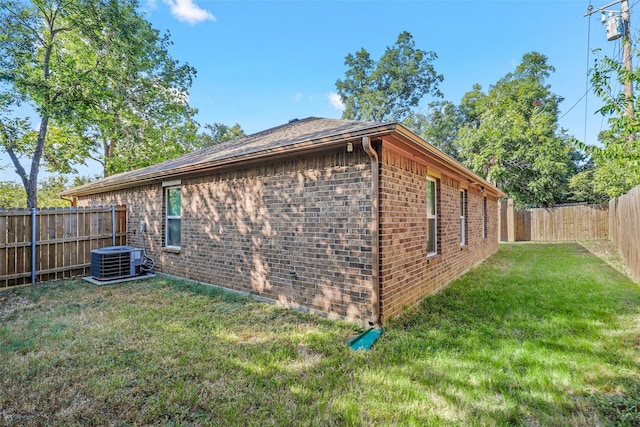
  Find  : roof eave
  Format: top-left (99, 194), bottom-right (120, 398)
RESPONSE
top-left (392, 123), bottom-right (507, 199)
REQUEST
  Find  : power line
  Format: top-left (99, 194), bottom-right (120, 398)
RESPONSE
top-left (561, 85), bottom-right (594, 121)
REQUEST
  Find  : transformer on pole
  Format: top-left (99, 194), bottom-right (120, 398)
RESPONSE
top-left (587, 0), bottom-right (633, 122)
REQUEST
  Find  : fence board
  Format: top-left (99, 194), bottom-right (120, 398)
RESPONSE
top-left (0, 206), bottom-right (127, 289)
top-left (499, 201), bottom-right (609, 242)
top-left (0, 215), bottom-right (5, 278)
top-left (610, 185), bottom-right (640, 282)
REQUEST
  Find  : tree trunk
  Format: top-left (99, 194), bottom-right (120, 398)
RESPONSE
top-left (24, 115), bottom-right (49, 209)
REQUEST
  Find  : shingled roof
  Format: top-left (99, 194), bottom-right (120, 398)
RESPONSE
top-left (61, 117), bottom-right (505, 198)
top-left (61, 117), bottom-right (397, 196)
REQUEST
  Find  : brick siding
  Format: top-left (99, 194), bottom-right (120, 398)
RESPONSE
top-left (379, 145), bottom-right (499, 321)
top-left (78, 146), bottom-right (374, 323)
top-left (77, 141), bottom-right (500, 325)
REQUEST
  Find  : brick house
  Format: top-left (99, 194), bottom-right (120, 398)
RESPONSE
top-left (62, 117), bottom-right (505, 325)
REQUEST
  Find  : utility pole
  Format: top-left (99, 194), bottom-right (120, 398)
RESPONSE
top-left (586, 0), bottom-right (634, 139)
top-left (621, 0), bottom-right (633, 120)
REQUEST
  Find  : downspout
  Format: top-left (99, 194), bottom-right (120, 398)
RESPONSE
top-left (31, 208), bottom-right (37, 286)
top-left (362, 136), bottom-right (381, 327)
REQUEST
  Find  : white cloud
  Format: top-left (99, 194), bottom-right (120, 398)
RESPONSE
top-left (294, 92), bottom-right (304, 102)
top-left (327, 92), bottom-right (345, 111)
top-left (163, 0), bottom-right (216, 25)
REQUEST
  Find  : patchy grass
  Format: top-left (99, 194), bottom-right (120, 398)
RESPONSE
top-left (0, 243), bottom-right (639, 426)
top-left (579, 239), bottom-right (633, 280)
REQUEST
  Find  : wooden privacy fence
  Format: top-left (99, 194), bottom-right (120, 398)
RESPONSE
top-left (609, 185), bottom-right (640, 282)
top-left (499, 200), bottom-right (609, 242)
top-left (0, 206), bottom-right (126, 289)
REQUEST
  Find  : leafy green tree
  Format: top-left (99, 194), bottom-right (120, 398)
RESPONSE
top-left (0, 180), bottom-right (26, 208)
top-left (335, 31), bottom-right (443, 123)
top-left (38, 175), bottom-right (73, 207)
top-left (0, 175), bottom-right (80, 208)
top-left (404, 101), bottom-right (464, 160)
top-left (458, 52), bottom-right (576, 207)
top-left (583, 44), bottom-right (640, 196)
top-left (199, 123), bottom-right (245, 148)
top-left (0, 0), bottom-right (197, 207)
top-left (590, 45), bottom-right (640, 147)
top-left (572, 130), bottom-right (640, 200)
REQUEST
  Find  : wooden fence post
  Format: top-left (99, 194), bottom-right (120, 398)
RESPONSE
top-left (111, 205), bottom-right (116, 247)
top-left (507, 199), bottom-right (515, 242)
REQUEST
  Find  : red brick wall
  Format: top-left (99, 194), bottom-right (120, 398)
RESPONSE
top-left (379, 145), bottom-right (499, 321)
top-left (78, 142), bottom-right (500, 325)
top-left (77, 147), bottom-right (375, 323)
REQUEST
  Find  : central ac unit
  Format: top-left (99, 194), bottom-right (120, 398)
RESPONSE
top-left (90, 246), bottom-right (143, 281)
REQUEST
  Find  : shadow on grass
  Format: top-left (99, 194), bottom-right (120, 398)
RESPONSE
top-left (376, 243), bottom-right (640, 425)
top-left (0, 244), bottom-right (639, 426)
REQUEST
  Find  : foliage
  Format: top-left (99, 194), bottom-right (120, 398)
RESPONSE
top-left (457, 52), bottom-right (577, 207)
top-left (336, 31), bottom-right (443, 123)
top-left (572, 131), bottom-right (640, 200)
top-left (0, 175), bottom-right (78, 208)
top-left (584, 45), bottom-right (640, 197)
top-left (0, 180), bottom-right (25, 207)
top-left (199, 122), bottom-right (246, 148)
top-left (57, 0), bottom-right (199, 177)
top-left (0, 244), bottom-right (638, 425)
top-left (404, 100), bottom-right (464, 160)
top-left (590, 45), bottom-right (640, 149)
top-left (0, 0), bottom-right (197, 208)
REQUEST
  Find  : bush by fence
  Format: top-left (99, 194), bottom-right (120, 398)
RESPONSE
top-left (499, 200), bottom-right (609, 242)
top-left (609, 185), bottom-right (640, 282)
top-left (0, 206), bottom-right (126, 288)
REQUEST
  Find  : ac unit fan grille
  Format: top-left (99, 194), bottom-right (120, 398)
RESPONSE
top-left (90, 246), bottom-right (143, 281)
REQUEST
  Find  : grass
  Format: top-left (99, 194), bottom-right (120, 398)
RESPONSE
top-left (1, 243), bottom-right (639, 426)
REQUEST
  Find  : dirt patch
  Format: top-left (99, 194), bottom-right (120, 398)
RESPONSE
top-left (0, 294), bottom-right (36, 322)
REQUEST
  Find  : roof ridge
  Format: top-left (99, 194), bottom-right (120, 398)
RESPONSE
top-left (193, 117), bottom-right (321, 155)
top-left (242, 117), bottom-right (319, 139)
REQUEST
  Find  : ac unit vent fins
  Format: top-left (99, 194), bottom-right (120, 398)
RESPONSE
top-left (90, 246), bottom-right (143, 281)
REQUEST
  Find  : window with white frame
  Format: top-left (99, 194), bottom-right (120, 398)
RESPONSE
top-left (460, 189), bottom-right (467, 246)
top-left (426, 177), bottom-right (438, 256)
top-left (165, 185), bottom-right (182, 248)
top-left (482, 196), bottom-right (487, 240)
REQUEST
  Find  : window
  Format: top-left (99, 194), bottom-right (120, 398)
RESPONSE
top-left (165, 186), bottom-right (181, 248)
top-left (460, 189), bottom-right (467, 246)
top-left (426, 177), bottom-right (438, 256)
top-left (482, 196), bottom-right (487, 240)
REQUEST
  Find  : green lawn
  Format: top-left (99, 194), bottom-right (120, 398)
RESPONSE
top-left (1, 243), bottom-right (639, 426)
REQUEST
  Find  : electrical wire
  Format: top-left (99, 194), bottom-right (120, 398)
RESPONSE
top-left (140, 230), bottom-right (156, 273)
top-left (560, 86), bottom-right (594, 121)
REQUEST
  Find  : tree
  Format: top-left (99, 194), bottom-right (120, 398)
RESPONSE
top-left (590, 45), bottom-right (640, 147)
top-left (199, 122), bottom-right (245, 148)
top-left (571, 130), bottom-right (640, 200)
top-left (457, 52), bottom-right (576, 207)
top-left (404, 100), bottom-right (464, 161)
top-left (0, 0), bottom-right (197, 207)
top-left (73, 34), bottom-right (199, 176)
top-left (335, 31), bottom-right (443, 123)
top-left (0, 175), bottom-right (79, 208)
top-left (0, 180), bottom-right (26, 208)
top-left (583, 43), bottom-right (640, 196)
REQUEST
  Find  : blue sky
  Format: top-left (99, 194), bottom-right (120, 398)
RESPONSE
top-left (0, 0), bottom-right (632, 181)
